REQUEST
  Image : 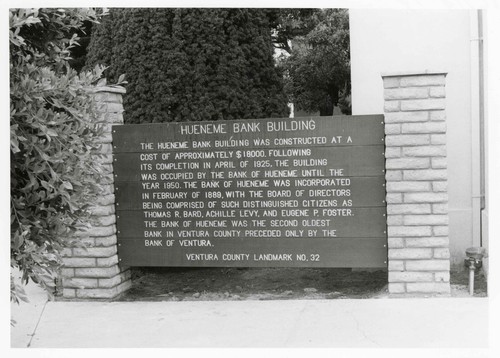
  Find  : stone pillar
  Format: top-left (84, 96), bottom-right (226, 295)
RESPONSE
top-left (60, 86), bottom-right (131, 299)
top-left (382, 71), bottom-right (451, 295)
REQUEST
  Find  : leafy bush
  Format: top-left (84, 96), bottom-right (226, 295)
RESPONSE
top-left (85, 8), bottom-right (289, 123)
top-left (10, 8), bottom-right (108, 302)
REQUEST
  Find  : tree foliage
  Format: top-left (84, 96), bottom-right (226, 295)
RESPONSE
top-left (10, 8), bottom-right (108, 302)
top-left (270, 9), bottom-right (322, 54)
top-left (85, 8), bottom-right (289, 123)
top-left (277, 9), bottom-right (351, 115)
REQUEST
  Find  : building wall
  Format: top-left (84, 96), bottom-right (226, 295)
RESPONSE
top-left (350, 9), bottom-right (478, 267)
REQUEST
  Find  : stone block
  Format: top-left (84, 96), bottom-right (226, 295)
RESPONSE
top-left (76, 287), bottom-right (119, 299)
top-left (73, 246), bottom-right (117, 258)
top-left (100, 163), bottom-right (114, 174)
top-left (62, 277), bottom-right (99, 289)
top-left (430, 134), bottom-right (447, 145)
top-left (432, 181), bottom-right (448, 192)
top-left (389, 271), bottom-right (434, 282)
top-left (94, 215), bottom-right (116, 226)
top-left (401, 99), bottom-right (445, 111)
top-left (405, 237), bottom-right (449, 248)
top-left (388, 226), bottom-right (432, 237)
top-left (98, 143), bottom-right (113, 155)
top-left (93, 92), bottom-right (111, 102)
top-left (384, 100), bottom-right (400, 112)
top-left (401, 122), bottom-right (446, 134)
top-left (62, 288), bottom-right (76, 298)
top-left (117, 279), bottom-right (133, 295)
top-left (84, 225), bottom-right (116, 238)
top-left (404, 215), bottom-right (449, 225)
top-left (98, 154), bottom-right (114, 165)
top-left (98, 271), bottom-right (131, 288)
top-left (432, 203), bottom-right (448, 214)
top-left (388, 248), bottom-right (433, 260)
top-left (387, 203), bottom-right (431, 215)
top-left (82, 280), bottom-right (132, 299)
top-left (385, 134), bottom-right (430, 146)
top-left (385, 170), bottom-right (403, 181)
top-left (433, 226), bottom-right (449, 236)
top-left (98, 184), bottom-right (115, 196)
top-left (387, 215), bottom-right (404, 226)
top-left (400, 75), bottom-right (446, 87)
top-left (100, 173), bottom-right (115, 185)
top-left (77, 237), bottom-right (96, 246)
top-left (406, 282), bottom-right (450, 294)
top-left (105, 102), bottom-right (124, 113)
top-left (106, 93), bottom-right (124, 104)
top-left (96, 133), bottom-right (113, 144)
top-left (384, 147), bottom-right (401, 158)
top-left (60, 268), bottom-right (75, 278)
top-left (388, 260), bottom-right (405, 271)
top-left (384, 111), bottom-right (428, 123)
top-left (429, 87), bottom-right (446, 98)
top-left (94, 86), bottom-right (126, 94)
top-left (433, 248), bottom-right (450, 259)
top-left (384, 87), bottom-right (429, 100)
top-left (404, 192), bottom-right (448, 203)
top-left (98, 275), bottom-right (123, 289)
top-left (62, 257), bottom-right (96, 268)
top-left (386, 181), bottom-right (431, 192)
top-left (112, 113), bottom-right (125, 123)
top-left (402, 146), bottom-right (446, 157)
top-left (89, 204), bottom-right (115, 217)
top-left (386, 193), bottom-right (403, 204)
top-left (97, 194), bottom-right (115, 206)
top-left (429, 110), bottom-right (446, 121)
top-left (98, 123), bottom-right (113, 135)
top-left (383, 77), bottom-right (401, 88)
top-left (385, 124), bottom-right (401, 134)
top-left (94, 235), bottom-right (118, 247)
top-left (431, 158), bottom-right (447, 169)
top-left (405, 260), bottom-right (450, 271)
top-left (60, 248), bottom-right (73, 257)
top-left (386, 158), bottom-right (430, 170)
top-left (388, 237), bottom-right (405, 248)
top-left (403, 169), bottom-right (447, 181)
top-left (388, 282), bottom-right (406, 293)
top-left (434, 271), bottom-right (450, 282)
top-left (97, 255), bottom-right (120, 267)
top-left (74, 266), bottom-right (121, 278)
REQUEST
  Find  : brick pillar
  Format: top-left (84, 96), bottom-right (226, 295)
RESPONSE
top-left (382, 72), bottom-right (451, 295)
top-left (60, 86), bottom-right (131, 299)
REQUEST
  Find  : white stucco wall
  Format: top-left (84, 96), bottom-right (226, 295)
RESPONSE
top-left (350, 9), bottom-right (478, 266)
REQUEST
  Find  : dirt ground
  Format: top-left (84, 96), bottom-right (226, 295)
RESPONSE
top-left (118, 266), bottom-right (487, 301)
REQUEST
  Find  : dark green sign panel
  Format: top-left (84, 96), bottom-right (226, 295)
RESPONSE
top-left (112, 115), bottom-right (387, 267)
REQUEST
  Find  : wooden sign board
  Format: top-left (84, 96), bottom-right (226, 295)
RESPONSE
top-left (112, 116), bottom-right (387, 267)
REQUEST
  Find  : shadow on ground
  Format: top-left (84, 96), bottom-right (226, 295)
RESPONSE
top-left (118, 266), bottom-right (487, 302)
top-left (120, 267), bottom-right (388, 301)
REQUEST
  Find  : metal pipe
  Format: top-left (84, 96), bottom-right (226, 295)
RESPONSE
top-left (465, 247), bottom-right (486, 295)
top-left (468, 259), bottom-right (476, 296)
top-left (477, 9), bottom-right (486, 249)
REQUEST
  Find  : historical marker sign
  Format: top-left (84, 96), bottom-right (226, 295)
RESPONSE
top-left (112, 115), bottom-right (387, 267)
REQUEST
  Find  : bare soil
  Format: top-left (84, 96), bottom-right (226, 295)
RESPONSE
top-left (118, 267), bottom-right (487, 301)
top-left (450, 267), bottom-right (488, 298)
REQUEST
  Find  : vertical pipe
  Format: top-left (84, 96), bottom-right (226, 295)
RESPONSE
top-left (469, 261), bottom-right (475, 296)
top-left (477, 10), bottom-right (486, 247)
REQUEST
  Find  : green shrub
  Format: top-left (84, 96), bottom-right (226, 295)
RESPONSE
top-left (10, 8), bottom-right (108, 302)
top-left (86, 8), bottom-right (289, 123)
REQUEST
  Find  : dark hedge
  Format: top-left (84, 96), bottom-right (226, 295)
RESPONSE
top-left (86, 8), bottom-right (289, 123)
